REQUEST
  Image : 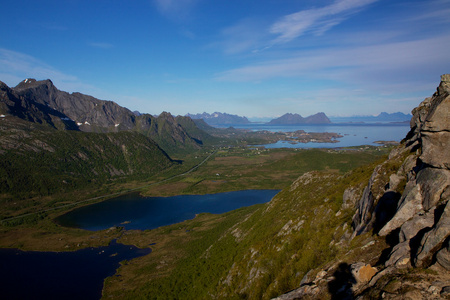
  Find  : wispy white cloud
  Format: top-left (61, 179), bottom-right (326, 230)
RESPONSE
top-left (0, 48), bottom-right (99, 94)
top-left (213, 18), bottom-right (271, 55)
top-left (215, 34), bottom-right (450, 89)
top-left (270, 0), bottom-right (379, 44)
top-left (153, 0), bottom-right (200, 20)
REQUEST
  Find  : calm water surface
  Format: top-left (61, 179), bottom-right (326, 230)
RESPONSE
top-left (56, 189), bottom-right (280, 231)
top-left (218, 123), bottom-right (410, 148)
top-left (0, 240), bottom-right (150, 300)
top-left (2, 190), bottom-right (279, 299)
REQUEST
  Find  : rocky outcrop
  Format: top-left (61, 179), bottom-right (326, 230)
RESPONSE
top-left (13, 78), bottom-right (137, 131)
top-left (351, 74), bottom-right (450, 272)
top-left (0, 80), bottom-right (78, 130)
top-left (273, 74), bottom-right (450, 299)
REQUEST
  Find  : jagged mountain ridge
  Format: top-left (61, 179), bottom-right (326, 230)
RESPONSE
top-left (267, 112), bottom-right (331, 125)
top-left (0, 81), bottom-right (78, 130)
top-left (186, 112), bottom-right (251, 125)
top-left (14, 79), bottom-right (136, 131)
top-left (3, 79), bottom-right (214, 155)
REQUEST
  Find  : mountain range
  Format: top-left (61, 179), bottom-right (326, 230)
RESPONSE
top-left (1, 78), bottom-right (215, 156)
top-left (329, 112), bottom-right (412, 123)
top-left (102, 75), bottom-right (450, 299)
top-left (267, 112), bottom-right (331, 125)
top-left (1, 75), bottom-right (449, 299)
top-left (186, 112), bottom-right (251, 125)
top-left (187, 112), bottom-right (332, 125)
top-left (187, 111), bottom-right (411, 126)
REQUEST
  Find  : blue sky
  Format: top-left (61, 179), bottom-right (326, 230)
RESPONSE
top-left (1, 0), bottom-right (449, 119)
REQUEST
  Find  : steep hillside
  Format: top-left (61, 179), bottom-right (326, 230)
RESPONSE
top-left (275, 74), bottom-right (450, 299)
top-left (0, 115), bottom-right (175, 212)
top-left (0, 81), bottom-right (77, 130)
top-left (133, 112), bottom-right (206, 156)
top-left (103, 75), bottom-right (450, 299)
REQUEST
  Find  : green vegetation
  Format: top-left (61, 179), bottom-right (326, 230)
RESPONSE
top-left (104, 157), bottom-right (385, 299)
top-left (0, 113), bottom-right (397, 299)
top-left (0, 119), bottom-right (175, 220)
top-left (140, 146), bottom-right (391, 196)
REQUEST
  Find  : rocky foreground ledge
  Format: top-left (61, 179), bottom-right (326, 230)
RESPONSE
top-left (274, 74), bottom-right (450, 299)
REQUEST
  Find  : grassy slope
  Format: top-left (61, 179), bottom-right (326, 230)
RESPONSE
top-left (0, 117), bottom-right (175, 220)
top-left (103, 149), bottom-right (389, 299)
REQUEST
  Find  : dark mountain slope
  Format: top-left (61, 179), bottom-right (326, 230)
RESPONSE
top-left (9, 79), bottom-right (213, 155)
top-left (0, 115), bottom-right (175, 203)
top-left (13, 79), bottom-right (135, 131)
top-left (133, 112), bottom-right (207, 155)
top-left (0, 81), bottom-right (77, 130)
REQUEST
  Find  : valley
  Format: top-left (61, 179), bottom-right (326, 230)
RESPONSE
top-left (1, 75), bottom-right (449, 300)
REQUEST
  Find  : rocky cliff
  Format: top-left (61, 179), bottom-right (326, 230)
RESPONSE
top-left (274, 75), bottom-right (450, 299)
top-left (2, 79), bottom-right (213, 155)
top-left (0, 80), bottom-right (78, 130)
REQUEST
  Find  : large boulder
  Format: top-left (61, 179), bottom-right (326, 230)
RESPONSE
top-left (418, 74), bottom-right (450, 170)
top-left (352, 74), bottom-right (450, 272)
top-left (415, 200), bottom-right (450, 268)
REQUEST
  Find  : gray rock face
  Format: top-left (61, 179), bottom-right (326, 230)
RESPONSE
top-left (272, 75), bottom-right (450, 300)
top-left (436, 244), bottom-right (450, 270)
top-left (417, 168), bottom-right (450, 210)
top-left (351, 74), bottom-right (450, 271)
top-left (417, 75), bottom-right (450, 169)
top-left (0, 80), bottom-right (78, 130)
top-left (3, 79), bottom-right (209, 154)
top-left (13, 79), bottom-right (136, 131)
top-left (415, 200), bottom-right (450, 268)
top-left (385, 241), bottom-right (411, 268)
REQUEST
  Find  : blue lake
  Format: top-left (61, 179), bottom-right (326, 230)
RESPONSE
top-left (217, 123), bottom-right (411, 148)
top-left (56, 189), bottom-right (280, 231)
top-left (1, 190), bottom-right (279, 299)
top-left (0, 240), bottom-right (150, 300)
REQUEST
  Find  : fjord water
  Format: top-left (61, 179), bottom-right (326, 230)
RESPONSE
top-left (221, 123), bottom-right (410, 148)
top-left (0, 240), bottom-right (150, 300)
top-left (57, 190), bottom-right (280, 231)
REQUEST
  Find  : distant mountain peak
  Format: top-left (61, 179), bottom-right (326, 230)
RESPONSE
top-left (267, 112), bottom-right (331, 125)
top-left (14, 78), bottom-right (54, 91)
top-left (186, 112), bottom-right (250, 125)
top-left (23, 78), bottom-right (36, 84)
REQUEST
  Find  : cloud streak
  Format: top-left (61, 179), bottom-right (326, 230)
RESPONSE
top-left (215, 34), bottom-right (450, 89)
top-left (0, 48), bottom-right (99, 95)
top-left (270, 0), bottom-right (379, 44)
top-left (153, 0), bottom-right (200, 20)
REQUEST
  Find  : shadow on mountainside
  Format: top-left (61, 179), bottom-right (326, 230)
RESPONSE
top-left (327, 263), bottom-right (356, 300)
